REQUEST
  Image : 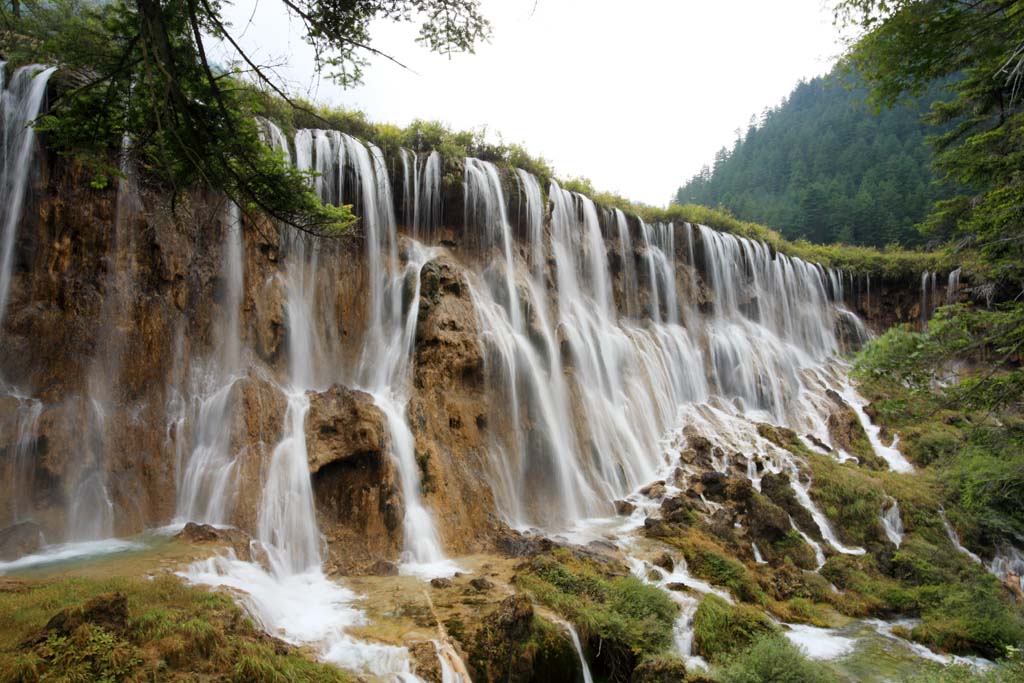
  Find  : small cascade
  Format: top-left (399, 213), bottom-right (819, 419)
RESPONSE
top-left (989, 545), bottom-right (1024, 594)
top-left (881, 497), bottom-right (904, 548)
top-left (626, 553), bottom-right (718, 670)
top-left (434, 639), bottom-right (472, 683)
top-left (939, 508), bottom-right (983, 564)
top-left (565, 623), bottom-right (594, 683)
top-left (789, 472), bottom-right (865, 556)
top-left (515, 168), bottom-right (545, 276)
top-left (613, 209), bottom-right (639, 318)
top-left (752, 542), bottom-right (767, 564)
top-left (947, 267), bottom-right (962, 304)
top-left (3, 395), bottom-right (43, 524)
top-left (838, 382), bottom-right (914, 473)
top-left (0, 63), bottom-right (56, 324)
top-left (919, 270), bottom-right (939, 325)
top-left (413, 150), bottom-right (443, 242)
top-left (174, 202), bottom-right (245, 526)
top-left (791, 517), bottom-right (827, 570)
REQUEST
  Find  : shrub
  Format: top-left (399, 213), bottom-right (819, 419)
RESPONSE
top-left (719, 634), bottom-right (835, 683)
top-left (693, 595), bottom-right (776, 662)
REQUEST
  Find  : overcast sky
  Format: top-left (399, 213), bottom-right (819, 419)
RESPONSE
top-left (216, 1), bottom-right (850, 206)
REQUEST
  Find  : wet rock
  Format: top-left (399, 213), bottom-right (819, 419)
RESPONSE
top-left (470, 577), bottom-right (495, 591)
top-left (653, 553), bottom-right (674, 572)
top-left (409, 641), bottom-right (443, 683)
top-left (175, 521), bottom-right (221, 543)
top-left (746, 494), bottom-right (791, 546)
top-left (430, 577), bottom-right (453, 589)
top-left (643, 517), bottom-right (672, 538)
top-left (630, 655), bottom-right (688, 682)
top-left (665, 582), bottom-right (690, 593)
top-left (587, 539), bottom-right (618, 554)
top-left (760, 472), bottom-right (819, 539)
top-left (495, 526), bottom-right (557, 557)
top-left (700, 471), bottom-right (727, 499)
top-left (725, 477), bottom-right (755, 504)
top-left (614, 499), bottom-right (636, 516)
top-left (368, 560), bottom-right (400, 576)
top-left (305, 385), bottom-right (389, 475)
top-left (639, 480), bottom-right (667, 497)
top-left (0, 521), bottom-right (44, 561)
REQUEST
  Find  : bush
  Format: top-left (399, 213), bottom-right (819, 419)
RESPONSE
top-left (693, 595), bottom-right (776, 662)
top-left (719, 634), bottom-right (835, 683)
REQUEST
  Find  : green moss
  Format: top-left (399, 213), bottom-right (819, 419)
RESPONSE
top-left (692, 595), bottom-right (776, 662)
top-left (661, 529), bottom-right (765, 604)
top-left (805, 453), bottom-right (889, 547)
top-left (514, 549), bottom-right (677, 666)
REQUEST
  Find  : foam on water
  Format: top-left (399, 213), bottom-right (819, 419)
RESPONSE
top-left (784, 623), bottom-right (857, 660)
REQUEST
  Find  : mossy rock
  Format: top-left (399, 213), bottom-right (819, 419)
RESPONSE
top-left (629, 654), bottom-right (687, 682)
top-left (467, 595), bottom-right (580, 683)
top-left (692, 594), bottom-right (776, 662)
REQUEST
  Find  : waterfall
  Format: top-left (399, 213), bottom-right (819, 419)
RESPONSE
top-left (613, 209), bottom-right (639, 318)
top-left (4, 395), bottom-right (43, 524)
top-left (0, 64), bottom-right (56, 324)
top-left (940, 508), bottom-right (983, 564)
top-left (565, 622), bottom-right (595, 683)
top-left (68, 134), bottom-right (142, 542)
top-left (174, 202), bottom-right (245, 526)
top-left (791, 517), bottom-right (827, 570)
top-left (752, 542), bottom-right (767, 564)
top-left (881, 497), bottom-right (904, 548)
top-left (947, 267), bottom-right (961, 305)
top-left (989, 545), bottom-right (1024, 594)
top-left (920, 270), bottom-right (939, 324)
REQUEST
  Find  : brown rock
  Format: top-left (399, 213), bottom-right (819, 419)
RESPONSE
top-left (653, 553), bottom-right (674, 572)
top-left (615, 499), bottom-right (637, 516)
top-left (305, 385), bottom-right (389, 475)
top-left (28, 592), bottom-right (128, 645)
top-left (470, 577), bottom-right (495, 591)
top-left (431, 577), bottom-right (453, 589)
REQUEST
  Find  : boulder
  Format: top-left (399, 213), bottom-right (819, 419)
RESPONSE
top-left (305, 385), bottom-right (389, 475)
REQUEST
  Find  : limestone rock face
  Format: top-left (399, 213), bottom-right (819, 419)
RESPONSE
top-left (223, 373), bottom-right (287, 535)
top-left (407, 255), bottom-right (499, 556)
top-left (302, 383), bottom-right (404, 574)
top-left (305, 385), bottom-right (389, 475)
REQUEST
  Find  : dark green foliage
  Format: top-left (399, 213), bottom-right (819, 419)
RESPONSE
top-left (1, 0), bottom-right (490, 236)
top-left (675, 67), bottom-right (953, 248)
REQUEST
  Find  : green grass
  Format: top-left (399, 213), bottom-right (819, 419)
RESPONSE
top-left (514, 549), bottom-right (677, 667)
top-left (660, 528), bottom-right (765, 604)
top-left (0, 575), bottom-right (351, 683)
top-left (717, 633), bottom-right (836, 683)
top-left (692, 595), bottom-right (776, 663)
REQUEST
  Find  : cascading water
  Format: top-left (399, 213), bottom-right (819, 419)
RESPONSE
top-left (881, 497), bottom-right (904, 548)
top-left (0, 63), bottom-right (56, 324)
top-left (947, 267), bottom-right (962, 304)
top-left (174, 202), bottom-right (245, 526)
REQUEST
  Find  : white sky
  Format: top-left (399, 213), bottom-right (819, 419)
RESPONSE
top-left (216, 1), bottom-right (849, 206)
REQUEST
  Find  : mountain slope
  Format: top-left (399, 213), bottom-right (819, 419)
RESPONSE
top-left (675, 68), bottom-right (952, 247)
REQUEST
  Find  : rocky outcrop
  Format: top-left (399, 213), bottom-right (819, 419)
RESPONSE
top-left (407, 255), bottom-right (498, 555)
top-left (305, 385), bottom-right (388, 475)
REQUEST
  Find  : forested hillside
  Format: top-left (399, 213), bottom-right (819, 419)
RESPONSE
top-left (674, 68), bottom-right (952, 247)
